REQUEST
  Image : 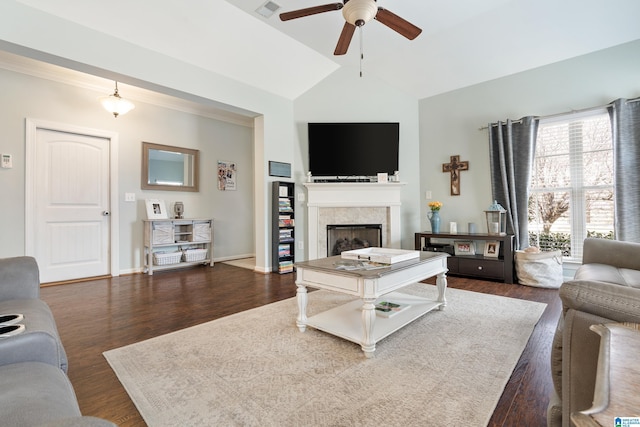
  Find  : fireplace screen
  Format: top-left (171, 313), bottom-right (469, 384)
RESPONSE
top-left (327, 224), bottom-right (382, 256)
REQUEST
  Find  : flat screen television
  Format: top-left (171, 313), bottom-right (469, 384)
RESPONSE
top-left (308, 122), bottom-right (399, 178)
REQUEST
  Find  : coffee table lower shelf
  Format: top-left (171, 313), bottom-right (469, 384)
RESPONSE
top-left (306, 291), bottom-right (444, 346)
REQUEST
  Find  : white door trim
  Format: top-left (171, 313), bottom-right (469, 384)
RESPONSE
top-left (25, 118), bottom-right (120, 278)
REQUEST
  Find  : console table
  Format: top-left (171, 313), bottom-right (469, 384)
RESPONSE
top-left (571, 323), bottom-right (640, 427)
top-left (294, 252), bottom-right (448, 358)
top-left (414, 232), bottom-right (515, 284)
top-left (143, 218), bottom-right (214, 275)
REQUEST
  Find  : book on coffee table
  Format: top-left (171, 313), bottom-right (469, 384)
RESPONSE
top-left (374, 301), bottom-right (410, 318)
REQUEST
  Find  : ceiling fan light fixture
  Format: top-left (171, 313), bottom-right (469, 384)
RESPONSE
top-left (99, 81), bottom-right (135, 118)
top-left (342, 0), bottom-right (378, 27)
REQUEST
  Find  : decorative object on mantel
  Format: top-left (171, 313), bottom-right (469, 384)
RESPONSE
top-left (485, 200), bottom-right (507, 235)
top-left (174, 202), bottom-right (184, 219)
top-left (217, 160), bottom-right (237, 191)
top-left (428, 201), bottom-right (442, 233)
top-left (99, 81), bottom-right (135, 118)
top-left (442, 155), bottom-right (469, 196)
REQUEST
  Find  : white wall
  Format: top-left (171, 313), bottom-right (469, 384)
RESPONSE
top-left (0, 1), bottom-right (298, 272)
top-left (294, 67), bottom-right (422, 252)
top-left (419, 39), bottom-right (640, 237)
top-left (0, 68), bottom-right (255, 272)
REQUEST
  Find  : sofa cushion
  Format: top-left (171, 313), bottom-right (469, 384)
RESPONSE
top-left (0, 298), bottom-right (68, 371)
top-left (574, 263), bottom-right (640, 288)
top-left (0, 362), bottom-right (81, 425)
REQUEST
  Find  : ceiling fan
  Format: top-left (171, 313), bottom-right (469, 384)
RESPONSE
top-left (280, 0), bottom-right (422, 56)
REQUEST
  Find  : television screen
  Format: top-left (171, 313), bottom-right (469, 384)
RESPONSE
top-left (308, 122), bottom-right (399, 177)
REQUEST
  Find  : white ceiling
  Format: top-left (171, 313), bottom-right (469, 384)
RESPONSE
top-left (12, 0), bottom-right (640, 101)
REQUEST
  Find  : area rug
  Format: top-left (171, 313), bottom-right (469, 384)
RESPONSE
top-left (104, 284), bottom-right (546, 427)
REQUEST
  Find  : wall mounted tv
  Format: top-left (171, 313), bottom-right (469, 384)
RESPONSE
top-left (308, 122), bottom-right (399, 178)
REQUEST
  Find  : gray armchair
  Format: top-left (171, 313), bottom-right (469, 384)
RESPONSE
top-left (548, 238), bottom-right (640, 426)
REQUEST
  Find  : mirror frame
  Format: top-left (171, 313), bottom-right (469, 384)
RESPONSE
top-left (141, 142), bottom-right (200, 192)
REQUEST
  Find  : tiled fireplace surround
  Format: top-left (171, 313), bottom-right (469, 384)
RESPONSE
top-left (304, 182), bottom-right (405, 259)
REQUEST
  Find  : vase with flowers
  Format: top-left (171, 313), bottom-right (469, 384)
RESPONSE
top-left (428, 201), bottom-right (442, 233)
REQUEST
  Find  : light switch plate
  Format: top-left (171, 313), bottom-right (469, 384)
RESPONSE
top-left (125, 193), bottom-right (136, 202)
top-left (1, 154), bottom-right (12, 168)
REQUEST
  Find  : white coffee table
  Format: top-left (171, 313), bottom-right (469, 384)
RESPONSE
top-left (294, 251), bottom-right (448, 358)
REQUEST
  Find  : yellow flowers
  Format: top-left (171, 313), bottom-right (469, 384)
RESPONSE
top-left (428, 201), bottom-right (442, 211)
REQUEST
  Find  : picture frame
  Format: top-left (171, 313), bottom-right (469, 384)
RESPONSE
top-left (454, 240), bottom-right (475, 256)
top-left (483, 241), bottom-right (500, 258)
top-left (145, 199), bottom-right (168, 219)
top-left (269, 161), bottom-right (291, 178)
top-left (217, 160), bottom-right (237, 191)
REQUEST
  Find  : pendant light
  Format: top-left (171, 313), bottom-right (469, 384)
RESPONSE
top-left (99, 81), bottom-right (135, 118)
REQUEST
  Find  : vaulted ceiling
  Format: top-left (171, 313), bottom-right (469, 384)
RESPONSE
top-left (12, 0), bottom-right (640, 100)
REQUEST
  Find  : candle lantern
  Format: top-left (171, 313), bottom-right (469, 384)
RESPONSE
top-left (174, 201), bottom-right (184, 219)
top-left (485, 200), bottom-right (507, 236)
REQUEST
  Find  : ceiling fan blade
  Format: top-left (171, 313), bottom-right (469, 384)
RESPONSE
top-left (375, 8), bottom-right (422, 40)
top-left (334, 22), bottom-right (356, 55)
top-left (280, 3), bottom-right (343, 21)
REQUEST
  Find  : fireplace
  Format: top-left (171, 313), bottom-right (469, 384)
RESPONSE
top-left (327, 224), bottom-right (382, 256)
top-left (304, 182), bottom-right (406, 260)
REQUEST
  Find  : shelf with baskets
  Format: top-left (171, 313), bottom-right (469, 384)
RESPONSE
top-left (272, 181), bottom-right (295, 274)
top-left (143, 218), bottom-right (214, 275)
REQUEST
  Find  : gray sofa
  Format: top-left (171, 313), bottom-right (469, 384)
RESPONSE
top-left (547, 238), bottom-right (640, 426)
top-left (0, 256), bottom-right (115, 426)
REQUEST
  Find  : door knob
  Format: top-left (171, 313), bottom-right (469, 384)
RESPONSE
top-left (103, 211), bottom-right (111, 216)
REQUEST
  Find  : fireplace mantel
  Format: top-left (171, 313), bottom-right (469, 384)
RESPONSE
top-left (304, 182), bottom-right (406, 259)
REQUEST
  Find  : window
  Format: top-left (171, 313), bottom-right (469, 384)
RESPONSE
top-left (528, 110), bottom-right (614, 260)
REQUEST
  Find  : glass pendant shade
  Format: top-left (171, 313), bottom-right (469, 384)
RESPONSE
top-left (100, 82), bottom-right (135, 117)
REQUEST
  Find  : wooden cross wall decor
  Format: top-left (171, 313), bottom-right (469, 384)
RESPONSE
top-left (442, 155), bottom-right (469, 196)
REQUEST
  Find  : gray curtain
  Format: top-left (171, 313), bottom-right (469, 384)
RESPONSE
top-left (608, 99), bottom-right (640, 243)
top-left (488, 117), bottom-right (539, 250)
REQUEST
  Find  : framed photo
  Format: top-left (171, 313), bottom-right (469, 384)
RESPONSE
top-left (269, 161), bottom-right (291, 178)
top-left (483, 241), bottom-right (500, 258)
top-left (217, 160), bottom-right (237, 191)
top-left (454, 241), bottom-right (475, 256)
top-left (145, 199), bottom-right (168, 219)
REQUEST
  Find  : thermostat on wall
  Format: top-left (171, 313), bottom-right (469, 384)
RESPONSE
top-left (1, 154), bottom-right (12, 169)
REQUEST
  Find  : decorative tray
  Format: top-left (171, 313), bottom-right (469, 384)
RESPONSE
top-left (340, 247), bottom-right (420, 264)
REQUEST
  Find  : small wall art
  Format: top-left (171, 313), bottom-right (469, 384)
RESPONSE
top-left (217, 160), bottom-right (237, 191)
top-left (442, 155), bottom-right (469, 196)
top-left (269, 161), bottom-right (291, 178)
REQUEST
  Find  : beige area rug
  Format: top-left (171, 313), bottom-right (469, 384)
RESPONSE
top-left (104, 284), bottom-right (546, 427)
top-left (221, 257), bottom-right (256, 270)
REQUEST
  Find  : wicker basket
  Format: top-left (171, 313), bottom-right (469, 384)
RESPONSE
top-left (183, 248), bottom-right (208, 262)
top-left (153, 251), bottom-right (182, 265)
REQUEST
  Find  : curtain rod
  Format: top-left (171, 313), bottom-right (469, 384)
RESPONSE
top-left (478, 96), bottom-right (640, 131)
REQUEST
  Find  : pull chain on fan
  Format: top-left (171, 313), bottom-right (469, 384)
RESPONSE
top-left (359, 25), bottom-right (364, 77)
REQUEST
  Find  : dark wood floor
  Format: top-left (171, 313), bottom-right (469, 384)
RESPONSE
top-left (40, 263), bottom-right (561, 427)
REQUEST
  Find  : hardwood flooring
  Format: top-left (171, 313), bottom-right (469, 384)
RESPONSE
top-left (40, 264), bottom-right (561, 427)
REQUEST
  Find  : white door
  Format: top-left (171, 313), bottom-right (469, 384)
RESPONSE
top-left (32, 128), bottom-right (112, 283)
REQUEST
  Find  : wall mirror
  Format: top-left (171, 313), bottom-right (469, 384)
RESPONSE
top-left (142, 142), bottom-right (200, 192)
